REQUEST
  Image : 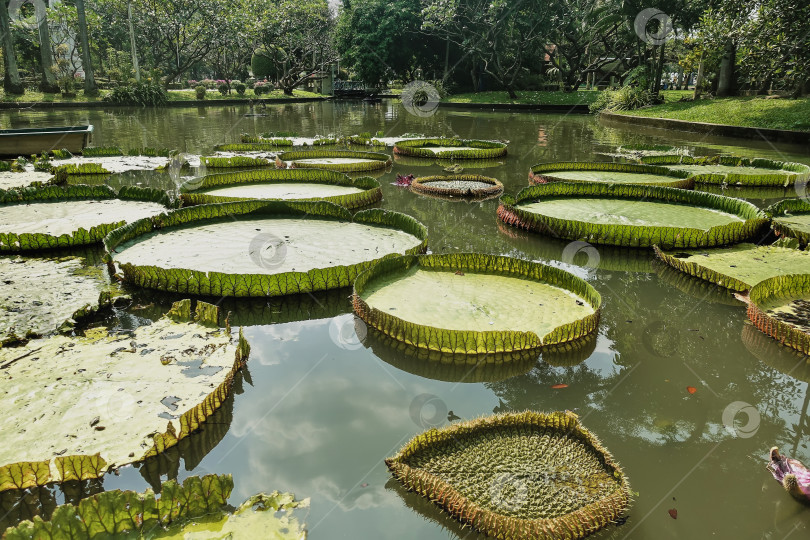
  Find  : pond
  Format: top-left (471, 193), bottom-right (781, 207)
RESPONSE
top-left (2, 101), bottom-right (810, 539)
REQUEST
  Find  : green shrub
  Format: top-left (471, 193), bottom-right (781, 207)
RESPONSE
top-left (103, 80), bottom-right (168, 107)
top-left (195, 85), bottom-right (206, 100)
top-left (590, 86), bottom-right (654, 113)
top-left (235, 83), bottom-right (246, 96)
top-left (218, 82), bottom-right (229, 95)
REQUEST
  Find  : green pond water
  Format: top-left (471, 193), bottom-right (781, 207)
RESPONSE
top-left (1, 101), bottom-right (810, 539)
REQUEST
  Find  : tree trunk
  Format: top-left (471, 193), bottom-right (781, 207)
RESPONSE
top-left (36, 2), bottom-right (60, 92)
top-left (717, 39), bottom-right (736, 97)
top-left (75, 0), bottom-right (97, 96)
top-left (693, 53), bottom-right (705, 99)
top-left (127, 1), bottom-right (140, 81)
top-left (651, 42), bottom-right (666, 95)
top-left (0, 0), bottom-right (24, 94)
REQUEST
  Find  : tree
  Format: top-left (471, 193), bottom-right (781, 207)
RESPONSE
top-left (254, 0), bottom-right (339, 95)
top-left (336, 0), bottom-right (441, 87)
top-left (134, 0), bottom-right (222, 87)
top-left (0, 0), bottom-right (24, 94)
top-left (75, 0), bottom-right (98, 95)
top-left (207, 5), bottom-right (254, 87)
top-left (422, 0), bottom-right (551, 98)
top-left (35, 1), bottom-right (60, 92)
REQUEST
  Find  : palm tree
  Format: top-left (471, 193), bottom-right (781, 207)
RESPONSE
top-left (75, 0), bottom-right (97, 96)
top-left (36, 0), bottom-right (60, 92)
top-left (0, 0), bottom-right (24, 94)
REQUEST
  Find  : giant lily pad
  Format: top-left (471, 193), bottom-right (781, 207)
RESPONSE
top-left (393, 138), bottom-right (507, 159)
top-left (529, 162), bottom-right (694, 189)
top-left (0, 256), bottom-right (114, 345)
top-left (0, 185), bottom-right (175, 252)
top-left (654, 243), bottom-right (810, 292)
top-left (497, 183), bottom-right (767, 249)
top-left (767, 199), bottom-right (810, 246)
top-left (411, 174), bottom-right (503, 200)
top-left (386, 411), bottom-right (631, 540)
top-left (276, 149), bottom-right (391, 172)
top-left (747, 274), bottom-right (810, 355)
top-left (2, 474), bottom-right (309, 540)
top-left (392, 153), bottom-right (506, 170)
top-left (640, 155), bottom-right (810, 187)
top-left (0, 300), bottom-right (249, 491)
top-left (353, 253), bottom-right (600, 354)
top-left (181, 168), bottom-right (382, 209)
top-left (106, 200), bottom-right (427, 297)
top-left (200, 155), bottom-right (273, 169)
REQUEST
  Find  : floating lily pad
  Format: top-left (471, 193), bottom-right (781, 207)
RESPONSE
top-left (498, 183), bottom-right (767, 249)
top-left (0, 170), bottom-right (53, 190)
top-left (277, 149), bottom-right (391, 172)
top-left (0, 256), bottom-right (114, 345)
top-left (57, 154), bottom-right (176, 174)
top-left (529, 162), bottom-right (694, 189)
top-left (353, 253), bottom-right (600, 354)
top-left (181, 168), bottom-right (382, 209)
top-left (640, 155), bottom-right (810, 187)
top-left (2, 474), bottom-right (308, 540)
top-left (411, 174), bottom-right (503, 199)
top-left (654, 243), bottom-right (810, 292)
top-left (394, 138), bottom-right (507, 159)
top-left (106, 201), bottom-right (427, 297)
top-left (767, 199), bottom-right (810, 246)
top-left (0, 185), bottom-right (175, 252)
top-left (386, 411), bottom-right (631, 540)
top-left (747, 274), bottom-right (810, 355)
top-left (0, 300), bottom-right (249, 491)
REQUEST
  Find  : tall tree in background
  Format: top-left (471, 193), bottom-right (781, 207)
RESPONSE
top-left (36, 1), bottom-right (60, 92)
top-left (75, 0), bottom-right (97, 95)
top-left (422, 0), bottom-right (551, 98)
top-left (0, 0), bottom-right (24, 94)
top-left (336, 0), bottom-right (440, 87)
top-left (255, 0), bottom-right (338, 95)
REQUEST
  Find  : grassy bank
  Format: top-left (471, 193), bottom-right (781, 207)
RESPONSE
top-left (0, 88), bottom-right (327, 103)
top-left (441, 90), bottom-right (692, 106)
top-left (611, 96), bottom-right (810, 132)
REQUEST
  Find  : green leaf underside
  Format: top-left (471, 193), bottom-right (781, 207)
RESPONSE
top-left (0, 303), bottom-right (248, 490)
top-left (0, 200), bottom-right (166, 237)
top-left (2, 474), bottom-right (308, 540)
top-left (540, 170), bottom-right (689, 185)
top-left (114, 218), bottom-right (422, 275)
top-left (361, 266), bottom-right (594, 336)
top-left (386, 411), bottom-right (630, 539)
top-left (666, 164), bottom-right (793, 176)
top-left (197, 183), bottom-right (364, 199)
top-left (655, 243), bottom-right (810, 292)
top-left (519, 198), bottom-right (742, 229)
top-left (0, 257), bottom-right (110, 344)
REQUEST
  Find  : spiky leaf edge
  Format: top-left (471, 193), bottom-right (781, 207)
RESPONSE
top-left (747, 274), bottom-right (810, 355)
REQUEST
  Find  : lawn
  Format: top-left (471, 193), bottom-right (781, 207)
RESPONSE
top-left (441, 89), bottom-right (692, 106)
top-left (0, 88), bottom-right (328, 103)
top-left (611, 96), bottom-right (810, 132)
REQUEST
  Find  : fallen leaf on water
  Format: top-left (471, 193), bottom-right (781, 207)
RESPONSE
top-left (668, 508), bottom-right (678, 519)
top-left (686, 386), bottom-right (697, 394)
top-left (551, 384), bottom-right (568, 389)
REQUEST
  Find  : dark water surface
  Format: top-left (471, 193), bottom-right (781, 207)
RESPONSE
top-left (2, 102), bottom-right (810, 539)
